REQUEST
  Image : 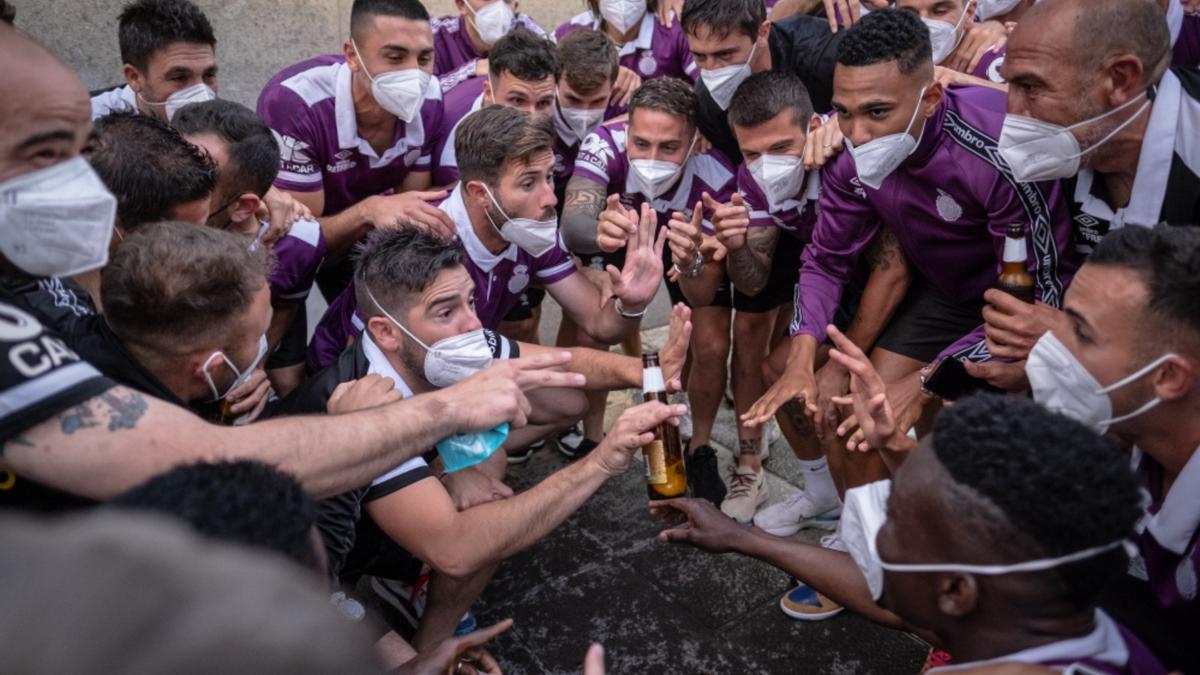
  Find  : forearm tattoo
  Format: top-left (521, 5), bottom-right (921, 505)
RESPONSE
top-left (865, 227), bottom-right (904, 272)
top-left (59, 389), bottom-right (149, 435)
top-left (562, 182), bottom-right (607, 252)
top-left (728, 227), bottom-right (779, 293)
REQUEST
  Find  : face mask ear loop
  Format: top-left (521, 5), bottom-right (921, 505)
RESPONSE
top-left (1067, 93), bottom-right (1153, 162)
top-left (364, 283), bottom-right (432, 352)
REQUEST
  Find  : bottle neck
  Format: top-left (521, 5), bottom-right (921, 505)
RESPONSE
top-left (1002, 236), bottom-right (1027, 265)
top-left (642, 366), bottom-right (665, 395)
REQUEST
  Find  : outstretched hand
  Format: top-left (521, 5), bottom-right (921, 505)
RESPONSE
top-left (651, 497), bottom-right (747, 554)
top-left (609, 203), bottom-right (667, 311)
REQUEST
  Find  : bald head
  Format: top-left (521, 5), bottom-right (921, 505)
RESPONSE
top-left (0, 24), bottom-right (93, 184)
top-left (1023, 0), bottom-right (1170, 83)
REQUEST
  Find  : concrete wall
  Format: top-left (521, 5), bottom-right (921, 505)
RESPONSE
top-left (10, 0), bottom-right (582, 108)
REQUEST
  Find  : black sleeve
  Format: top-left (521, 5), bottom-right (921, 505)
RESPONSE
top-left (768, 16), bottom-right (843, 114)
top-left (694, 81), bottom-right (743, 166)
top-left (0, 300), bottom-right (114, 451)
top-left (483, 329), bottom-right (520, 360)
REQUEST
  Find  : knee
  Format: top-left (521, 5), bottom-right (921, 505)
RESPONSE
top-left (691, 328), bottom-right (731, 364)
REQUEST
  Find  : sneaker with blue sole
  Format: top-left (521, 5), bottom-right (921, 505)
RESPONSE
top-left (779, 582), bottom-right (844, 621)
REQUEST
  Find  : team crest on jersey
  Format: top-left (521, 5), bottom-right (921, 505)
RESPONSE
top-left (508, 264), bottom-right (530, 294)
top-left (638, 51), bottom-right (658, 77)
top-left (327, 149), bottom-right (357, 174)
top-left (986, 56), bottom-right (1006, 84)
top-left (849, 177), bottom-right (867, 200)
top-left (935, 189), bottom-right (963, 222)
top-left (580, 134), bottom-right (614, 171)
top-left (273, 131), bottom-right (312, 164)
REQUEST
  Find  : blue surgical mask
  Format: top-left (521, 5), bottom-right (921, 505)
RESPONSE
top-left (437, 422), bottom-right (510, 472)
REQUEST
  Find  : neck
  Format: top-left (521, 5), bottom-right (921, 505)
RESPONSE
top-left (604, 17), bottom-right (641, 45)
top-left (125, 340), bottom-right (207, 404)
top-left (464, 196), bottom-right (511, 254)
top-left (1086, 101), bottom-right (1152, 208)
top-left (351, 73), bottom-right (398, 131)
top-left (750, 36), bottom-right (771, 74)
top-left (1124, 402), bottom-right (1200, 485)
top-left (936, 606), bottom-right (1098, 665)
top-left (464, 15), bottom-right (489, 54)
top-left (381, 348), bottom-right (434, 395)
top-left (71, 270), bottom-right (102, 312)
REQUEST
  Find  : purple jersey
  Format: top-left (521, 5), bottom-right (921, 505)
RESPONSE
top-left (792, 85), bottom-right (1078, 363)
top-left (573, 120), bottom-right (736, 234)
top-left (971, 45), bottom-right (1007, 84)
top-left (431, 77), bottom-right (486, 187)
top-left (555, 12), bottom-right (697, 82)
top-left (256, 55), bottom-right (443, 217)
top-left (1175, 12), bottom-right (1200, 68)
top-left (1134, 447), bottom-right (1200, 613)
top-left (306, 185), bottom-right (578, 371)
top-left (268, 217), bottom-right (326, 305)
top-left (431, 13), bottom-right (546, 79)
top-left (738, 163), bottom-right (820, 244)
top-left (928, 611), bottom-right (1165, 675)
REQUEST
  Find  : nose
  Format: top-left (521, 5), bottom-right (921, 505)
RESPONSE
top-left (841, 119), bottom-right (871, 148)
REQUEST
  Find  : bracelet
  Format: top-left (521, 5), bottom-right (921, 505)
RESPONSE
top-left (671, 251), bottom-right (705, 279)
top-left (613, 297), bottom-right (647, 319)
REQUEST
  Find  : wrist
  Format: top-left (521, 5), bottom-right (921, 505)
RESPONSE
top-left (613, 296), bottom-right (648, 318)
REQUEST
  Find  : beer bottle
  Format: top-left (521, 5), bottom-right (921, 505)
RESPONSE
top-left (642, 353), bottom-right (687, 500)
top-left (997, 223), bottom-right (1035, 304)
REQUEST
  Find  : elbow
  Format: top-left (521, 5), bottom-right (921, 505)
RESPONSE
top-left (426, 550), bottom-right (485, 580)
top-left (560, 217), bottom-right (598, 255)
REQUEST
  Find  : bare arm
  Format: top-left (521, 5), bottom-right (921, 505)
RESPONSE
top-left (725, 227), bottom-right (780, 296)
top-left (768, 0), bottom-right (824, 20)
top-left (841, 227), bottom-right (911, 351)
top-left (561, 177), bottom-right (608, 254)
top-left (547, 272), bottom-right (639, 345)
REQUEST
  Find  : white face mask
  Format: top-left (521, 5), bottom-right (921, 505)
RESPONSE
top-left (365, 284), bottom-right (494, 388)
top-left (845, 86), bottom-right (928, 190)
top-left (1026, 331), bottom-right (1174, 435)
top-left (479, 183), bottom-right (560, 257)
top-left (702, 41), bottom-right (757, 111)
top-left (553, 95), bottom-right (606, 145)
top-left (0, 157), bottom-right (116, 278)
top-left (630, 135), bottom-right (697, 200)
top-left (924, 9), bottom-right (968, 66)
top-left (748, 153), bottom-right (806, 210)
top-left (466, 0), bottom-right (515, 46)
top-left (139, 82), bottom-right (217, 122)
top-left (203, 334), bottom-right (268, 402)
top-left (599, 0), bottom-right (646, 34)
top-left (352, 40), bottom-right (431, 123)
top-left (977, 0), bottom-right (1023, 21)
top-left (998, 92), bottom-right (1151, 183)
top-left (841, 478), bottom-right (1133, 602)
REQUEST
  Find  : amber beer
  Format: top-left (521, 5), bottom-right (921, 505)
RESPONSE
top-left (642, 353), bottom-right (687, 500)
top-left (997, 223), bottom-right (1035, 304)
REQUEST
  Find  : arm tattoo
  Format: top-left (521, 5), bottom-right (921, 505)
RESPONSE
top-left (561, 181), bottom-right (607, 253)
top-left (865, 227), bottom-right (904, 272)
top-left (727, 227), bottom-right (779, 295)
top-left (59, 389), bottom-right (149, 435)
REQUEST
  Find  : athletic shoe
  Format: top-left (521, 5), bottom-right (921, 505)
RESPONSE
top-left (559, 437), bottom-right (598, 461)
top-left (558, 425), bottom-right (584, 452)
top-left (720, 466), bottom-right (768, 524)
top-left (506, 439), bottom-right (544, 465)
top-left (671, 392), bottom-right (693, 440)
top-left (686, 445), bottom-right (726, 506)
top-left (752, 491), bottom-right (841, 537)
top-left (819, 532), bottom-right (846, 551)
top-left (454, 611), bottom-right (478, 636)
top-left (779, 582), bottom-right (844, 621)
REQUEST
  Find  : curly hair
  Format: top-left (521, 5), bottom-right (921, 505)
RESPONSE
top-left (835, 8), bottom-right (931, 75)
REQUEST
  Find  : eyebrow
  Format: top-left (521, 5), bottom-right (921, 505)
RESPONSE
top-left (16, 129), bottom-right (76, 151)
top-left (1064, 306), bottom-right (1092, 331)
top-left (428, 292), bottom-right (462, 309)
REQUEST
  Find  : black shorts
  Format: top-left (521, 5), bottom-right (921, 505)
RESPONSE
top-left (731, 233), bottom-right (803, 314)
top-left (580, 247), bottom-right (734, 310)
top-left (266, 303), bottom-right (308, 370)
top-left (500, 287), bottom-right (547, 322)
top-left (875, 282), bottom-right (984, 363)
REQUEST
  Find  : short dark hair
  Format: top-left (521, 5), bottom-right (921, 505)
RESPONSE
top-left (102, 221), bottom-right (269, 353)
top-left (557, 29), bottom-right (619, 94)
top-left (681, 0), bottom-right (764, 42)
top-left (173, 99), bottom-right (280, 201)
top-left (836, 8), bottom-right (931, 76)
top-left (1063, 0), bottom-right (1171, 83)
top-left (110, 461), bottom-right (320, 572)
top-left (488, 27), bottom-right (560, 83)
top-left (90, 112), bottom-right (218, 232)
top-left (628, 77), bottom-right (698, 129)
top-left (118, 0), bottom-right (216, 72)
top-left (1088, 225), bottom-right (1200, 351)
top-left (0, 0), bottom-right (15, 24)
top-left (728, 71), bottom-right (814, 131)
top-left (355, 228), bottom-right (464, 319)
top-left (350, 0), bottom-right (429, 41)
top-left (455, 105), bottom-right (556, 186)
top-left (932, 394), bottom-right (1142, 609)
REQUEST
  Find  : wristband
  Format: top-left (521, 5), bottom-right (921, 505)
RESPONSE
top-left (671, 251), bottom-right (705, 279)
top-left (613, 297), bottom-right (647, 319)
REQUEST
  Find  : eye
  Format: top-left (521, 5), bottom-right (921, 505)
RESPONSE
top-left (869, 109), bottom-right (890, 120)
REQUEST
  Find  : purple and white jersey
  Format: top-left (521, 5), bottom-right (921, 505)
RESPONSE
top-left (572, 120), bottom-right (737, 235)
top-left (792, 85), bottom-right (1078, 363)
top-left (90, 85), bottom-right (138, 120)
top-left (1133, 446), bottom-right (1200, 613)
top-left (928, 610), bottom-right (1165, 675)
top-left (738, 163), bottom-right (821, 244)
top-left (431, 77), bottom-right (486, 187)
top-left (268, 217), bottom-right (326, 305)
top-left (555, 11), bottom-right (697, 82)
top-left (431, 12), bottom-right (546, 79)
top-left (256, 55), bottom-right (443, 217)
top-left (306, 185), bottom-right (578, 371)
top-left (971, 45), bottom-right (1007, 84)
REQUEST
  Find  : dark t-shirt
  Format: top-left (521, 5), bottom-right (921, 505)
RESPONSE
top-left (65, 316), bottom-right (186, 408)
top-left (696, 16), bottom-right (843, 165)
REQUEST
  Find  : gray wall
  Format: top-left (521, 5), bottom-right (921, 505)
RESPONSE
top-left (11, 0), bottom-right (581, 108)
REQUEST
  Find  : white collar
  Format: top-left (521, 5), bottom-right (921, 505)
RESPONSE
top-left (333, 61), bottom-right (435, 164)
top-left (929, 611), bottom-right (1129, 673)
top-left (1136, 443), bottom-right (1200, 555)
top-left (587, 11), bottom-right (655, 56)
top-left (1074, 71), bottom-right (1182, 229)
top-left (445, 184), bottom-right (519, 272)
top-left (439, 93), bottom-right (487, 172)
top-left (361, 332), bottom-right (416, 398)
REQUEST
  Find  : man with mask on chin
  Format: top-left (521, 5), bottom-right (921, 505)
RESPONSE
top-left (257, 0), bottom-right (457, 302)
top-left (974, 0), bottom-right (1200, 384)
top-left (895, 0), bottom-right (1008, 85)
top-left (652, 393), bottom-right (1165, 673)
top-left (284, 227), bottom-right (690, 652)
top-left (1023, 225), bottom-right (1200, 673)
top-left (562, 76), bottom-right (736, 500)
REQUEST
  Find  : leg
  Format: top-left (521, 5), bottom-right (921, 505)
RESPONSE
top-left (686, 305), bottom-right (732, 452)
top-left (720, 309), bottom-right (778, 522)
top-left (411, 564), bottom-right (497, 652)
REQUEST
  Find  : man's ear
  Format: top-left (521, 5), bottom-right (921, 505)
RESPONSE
top-left (343, 41), bottom-right (360, 74)
top-left (123, 63), bottom-right (145, 93)
top-left (455, 0), bottom-right (468, 15)
top-left (482, 77), bottom-right (494, 107)
top-left (758, 19), bottom-right (771, 42)
top-left (921, 80), bottom-right (945, 119)
top-left (1102, 54), bottom-right (1148, 108)
top-left (936, 573), bottom-right (978, 617)
top-left (1153, 355), bottom-right (1198, 403)
top-left (463, 179), bottom-right (490, 207)
top-left (963, 0), bottom-right (978, 28)
top-left (229, 193), bottom-right (263, 230)
top-left (808, 112), bottom-right (824, 135)
top-left (367, 316), bottom-right (404, 353)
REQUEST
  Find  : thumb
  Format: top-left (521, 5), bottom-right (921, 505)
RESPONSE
top-left (606, 193), bottom-right (622, 211)
top-left (701, 191), bottom-right (719, 211)
top-left (584, 643), bottom-right (606, 675)
top-left (415, 189), bottom-right (449, 201)
top-left (457, 618), bottom-right (515, 649)
top-left (730, 192), bottom-right (745, 207)
top-left (691, 200), bottom-right (704, 228)
top-left (492, 479), bottom-right (515, 498)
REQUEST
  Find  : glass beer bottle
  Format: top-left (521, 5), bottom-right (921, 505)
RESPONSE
top-left (642, 353), bottom-right (687, 500)
top-left (997, 223), bottom-right (1035, 304)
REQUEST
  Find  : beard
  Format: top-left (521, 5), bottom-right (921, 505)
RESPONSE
top-left (398, 333), bottom-right (434, 390)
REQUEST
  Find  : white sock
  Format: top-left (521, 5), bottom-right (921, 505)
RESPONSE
top-left (796, 458), bottom-right (838, 509)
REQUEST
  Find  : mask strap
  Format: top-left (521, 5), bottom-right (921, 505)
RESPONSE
top-left (1096, 353), bottom-right (1176, 395)
top-left (350, 40), bottom-right (377, 83)
top-left (479, 183), bottom-right (512, 235)
top-left (201, 350), bottom-right (241, 401)
top-left (906, 85), bottom-right (930, 140)
top-left (878, 539), bottom-right (1130, 575)
top-left (1068, 94), bottom-right (1152, 161)
top-left (363, 283), bottom-right (433, 352)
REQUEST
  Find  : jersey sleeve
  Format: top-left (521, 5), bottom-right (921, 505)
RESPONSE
top-left (482, 329), bottom-right (520, 360)
top-left (533, 234), bottom-right (579, 284)
top-left (363, 455), bottom-right (433, 502)
top-left (258, 87), bottom-right (328, 194)
top-left (268, 219), bottom-right (327, 304)
top-left (0, 301), bottom-right (114, 449)
top-left (573, 127), bottom-right (625, 191)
